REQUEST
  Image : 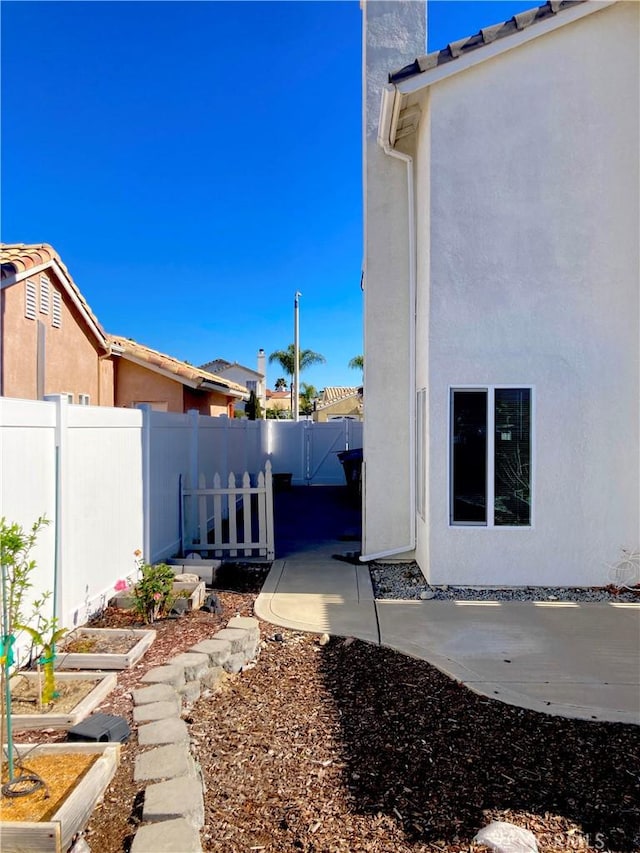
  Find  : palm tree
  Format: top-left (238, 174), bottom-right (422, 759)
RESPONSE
top-left (299, 383), bottom-right (318, 416)
top-left (269, 345), bottom-right (326, 411)
top-left (349, 355), bottom-right (364, 371)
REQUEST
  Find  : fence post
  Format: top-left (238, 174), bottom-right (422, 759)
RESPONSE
top-left (43, 394), bottom-right (69, 624)
top-left (137, 404), bottom-right (153, 563)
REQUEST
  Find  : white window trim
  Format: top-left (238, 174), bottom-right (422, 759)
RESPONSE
top-left (62, 392), bottom-right (74, 404)
top-left (448, 385), bottom-right (535, 530)
top-left (416, 387), bottom-right (427, 520)
top-left (78, 393), bottom-right (90, 405)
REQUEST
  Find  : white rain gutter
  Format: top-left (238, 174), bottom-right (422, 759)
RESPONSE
top-left (360, 83), bottom-right (417, 562)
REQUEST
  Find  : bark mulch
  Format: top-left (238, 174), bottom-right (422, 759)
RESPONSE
top-left (10, 588), bottom-right (639, 853)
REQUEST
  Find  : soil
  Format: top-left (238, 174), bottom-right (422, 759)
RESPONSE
top-left (6, 570), bottom-right (639, 853)
top-left (63, 632), bottom-right (141, 656)
top-left (9, 676), bottom-right (102, 715)
top-left (1, 753), bottom-right (97, 822)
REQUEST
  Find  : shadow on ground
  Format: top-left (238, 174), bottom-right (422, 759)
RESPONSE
top-left (319, 639), bottom-right (640, 851)
top-left (274, 485), bottom-right (361, 558)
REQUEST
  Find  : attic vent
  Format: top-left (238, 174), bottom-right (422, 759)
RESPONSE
top-left (25, 279), bottom-right (37, 319)
top-left (39, 275), bottom-right (50, 314)
top-left (52, 291), bottom-right (62, 328)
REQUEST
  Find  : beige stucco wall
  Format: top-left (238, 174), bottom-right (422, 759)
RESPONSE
top-left (1, 270), bottom-right (114, 405)
top-left (314, 397), bottom-right (362, 423)
top-left (362, 0), bottom-right (426, 559)
top-left (114, 360), bottom-right (185, 411)
top-left (415, 2), bottom-right (639, 585)
top-left (114, 359), bottom-right (234, 415)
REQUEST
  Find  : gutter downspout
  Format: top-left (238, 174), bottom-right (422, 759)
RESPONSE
top-left (360, 84), bottom-right (417, 562)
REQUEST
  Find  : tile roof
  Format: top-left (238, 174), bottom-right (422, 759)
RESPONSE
top-left (200, 359), bottom-right (263, 379)
top-left (317, 387), bottom-right (362, 410)
top-left (108, 335), bottom-right (249, 397)
top-left (389, 0), bottom-right (586, 83)
top-left (0, 242), bottom-right (108, 348)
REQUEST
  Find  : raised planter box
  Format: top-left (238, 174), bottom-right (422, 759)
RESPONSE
top-left (9, 671), bottom-right (117, 731)
top-left (0, 741), bottom-right (120, 853)
top-left (168, 557), bottom-right (221, 585)
top-left (55, 627), bottom-right (156, 670)
top-left (110, 580), bottom-right (206, 612)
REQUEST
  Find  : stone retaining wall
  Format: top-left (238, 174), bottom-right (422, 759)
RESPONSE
top-left (129, 616), bottom-right (260, 853)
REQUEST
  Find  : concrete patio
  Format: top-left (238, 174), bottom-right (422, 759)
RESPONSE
top-left (256, 487), bottom-right (640, 725)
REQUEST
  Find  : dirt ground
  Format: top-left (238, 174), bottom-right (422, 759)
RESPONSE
top-left (6, 582), bottom-right (639, 853)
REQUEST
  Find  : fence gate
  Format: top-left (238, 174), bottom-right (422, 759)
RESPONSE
top-left (180, 461), bottom-right (274, 560)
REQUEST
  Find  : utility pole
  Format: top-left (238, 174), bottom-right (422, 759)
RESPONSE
top-left (293, 291), bottom-right (301, 422)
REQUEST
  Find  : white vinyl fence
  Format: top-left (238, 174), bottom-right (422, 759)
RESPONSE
top-left (1, 399), bottom-right (362, 653)
top-left (0, 396), bottom-right (143, 667)
top-left (143, 412), bottom-right (362, 562)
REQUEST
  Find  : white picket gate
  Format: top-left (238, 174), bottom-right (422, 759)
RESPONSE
top-left (180, 460), bottom-right (274, 560)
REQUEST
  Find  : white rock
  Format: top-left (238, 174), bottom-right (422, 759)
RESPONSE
top-left (474, 821), bottom-right (538, 853)
top-left (318, 633), bottom-right (330, 646)
top-left (419, 590), bottom-right (436, 600)
top-left (173, 573), bottom-right (201, 583)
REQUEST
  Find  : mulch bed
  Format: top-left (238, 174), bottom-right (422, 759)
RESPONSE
top-left (7, 578), bottom-right (639, 853)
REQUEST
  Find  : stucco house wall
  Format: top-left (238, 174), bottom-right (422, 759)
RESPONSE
top-left (362, 0), bottom-right (426, 559)
top-left (1, 264), bottom-right (114, 405)
top-left (416, 1), bottom-right (639, 586)
top-left (114, 359), bottom-right (185, 411)
top-left (113, 360), bottom-right (234, 416)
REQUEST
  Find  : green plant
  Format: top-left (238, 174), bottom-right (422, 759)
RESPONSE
top-left (16, 593), bottom-right (66, 707)
top-left (300, 383), bottom-right (317, 416)
top-left (1, 516), bottom-right (49, 670)
top-left (245, 389), bottom-right (263, 420)
top-left (131, 551), bottom-right (175, 623)
top-left (269, 345), bottom-right (326, 411)
top-left (349, 354), bottom-right (364, 371)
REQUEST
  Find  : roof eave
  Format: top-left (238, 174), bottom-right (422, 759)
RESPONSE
top-left (200, 380), bottom-right (249, 401)
top-left (119, 352), bottom-right (201, 389)
top-left (394, 1), bottom-right (616, 96)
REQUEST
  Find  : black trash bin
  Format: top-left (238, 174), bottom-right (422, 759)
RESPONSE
top-left (337, 448), bottom-right (363, 496)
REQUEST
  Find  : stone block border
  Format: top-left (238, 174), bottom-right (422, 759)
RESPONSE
top-left (130, 615), bottom-right (261, 852)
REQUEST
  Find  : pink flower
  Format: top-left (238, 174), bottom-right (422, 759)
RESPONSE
top-left (114, 579), bottom-right (128, 592)
top-left (152, 592), bottom-right (162, 601)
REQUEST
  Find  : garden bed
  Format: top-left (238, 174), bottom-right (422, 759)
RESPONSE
top-left (54, 627), bottom-right (156, 670)
top-left (0, 742), bottom-right (120, 853)
top-left (9, 671), bottom-right (117, 731)
top-left (110, 580), bottom-right (206, 612)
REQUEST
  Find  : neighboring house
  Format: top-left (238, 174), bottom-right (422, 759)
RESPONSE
top-left (362, 0), bottom-right (639, 587)
top-left (109, 336), bottom-right (248, 416)
top-left (200, 349), bottom-right (266, 415)
top-left (313, 386), bottom-right (363, 422)
top-left (0, 243), bottom-right (115, 405)
top-left (0, 242), bottom-right (249, 416)
top-left (265, 389), bottom-right (293, 417)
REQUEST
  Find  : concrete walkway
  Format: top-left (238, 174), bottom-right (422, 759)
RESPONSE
top-left (256, 490), bottom-right (639, 725)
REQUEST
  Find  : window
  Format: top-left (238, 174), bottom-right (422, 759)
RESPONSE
top-left (78, 394), bottom-right (90, 405)
top-left (25, 279), bottom-right (37, 319)
top-left (62, 392), bottom-right (74, 404)
top-left (450, 387), bottom-right (532, 527)
top-left (246, 380), bottom-right (257, 393)
top-left (52, 291), bottom-right (62, 328)
top-left (39, 275), bottom-right (50, 314)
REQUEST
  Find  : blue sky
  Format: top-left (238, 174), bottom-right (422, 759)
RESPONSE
top-left (2, 0), bottom-right (536, 392)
